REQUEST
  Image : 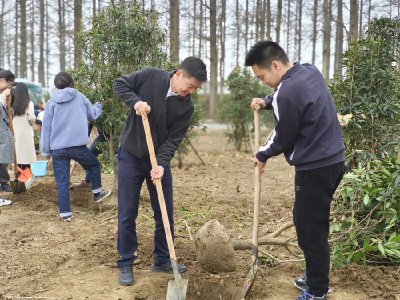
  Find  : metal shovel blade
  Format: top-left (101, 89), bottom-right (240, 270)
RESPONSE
top-left (241, 263), bottom-right (257, 300)
top-left (166, 278), bottom-right (188, 300)
top-left (9, 180), bottom-right (26, 194)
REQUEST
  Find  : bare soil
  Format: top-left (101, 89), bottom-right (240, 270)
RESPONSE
top-left (1, 129), bottom-right (399, 300)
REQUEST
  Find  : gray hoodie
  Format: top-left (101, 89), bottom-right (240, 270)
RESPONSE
top-left (41, 88), bottom-right (103, 156)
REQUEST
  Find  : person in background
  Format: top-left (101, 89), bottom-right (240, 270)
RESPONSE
top-left (41, 72), bottom-right (112, 221)
top-left (11, 83), bottom-right (37, 170)
top-left (0, 70), bottom-right (15, 205)
top-left (0, 69), bottom-right (15, 193)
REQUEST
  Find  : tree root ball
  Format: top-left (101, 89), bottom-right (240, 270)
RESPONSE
top-left (194, 219), bottom-right (236, 273)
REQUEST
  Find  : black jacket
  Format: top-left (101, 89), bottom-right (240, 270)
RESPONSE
top-left (256, 63), bottom-right (345, 171)
top-left (113, 67), bottom-right (194, 168)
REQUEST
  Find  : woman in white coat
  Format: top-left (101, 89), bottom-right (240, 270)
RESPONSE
top-left (11, 83), bottom-right (37, 169)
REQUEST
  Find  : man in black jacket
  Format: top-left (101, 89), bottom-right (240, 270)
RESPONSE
top-left (113, 57), bottom-right (207, 286)
top-left (245, 41), bottom-right (345, 300)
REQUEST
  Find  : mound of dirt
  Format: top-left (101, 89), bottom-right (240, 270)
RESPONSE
top-left (8, 181), bottom-right (96, 212)
top-left (195, 219), bottom-right (236, 273)
top-left (333, 264), bottom-right (400, 299)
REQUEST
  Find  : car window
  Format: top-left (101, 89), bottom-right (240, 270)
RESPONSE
top-left (26, 84), bottom-right (43, 109)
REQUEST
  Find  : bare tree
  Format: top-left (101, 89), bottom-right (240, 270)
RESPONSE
top-left (38, 0), bottom-right (45, 85)
top-left (245, 0), bottom-right (249, 53)
top-left (20, 0), bottom-right (27, 78)
top-left (209, 0), bottom-right (218, 119)
top-left (30, 0), bottom-right (35, 81)
top-left (286, 0), bottom-right (291, 56)
top-left (298, 0), bottom-right (302, 62)
top-left (219, 0), bottom-right (226, 95)
top-left (169, 0), bottom-right (179, 61)
top-left (15, 0), bottom-right (19, 77)
top-left (74, 0), bottom-right (82, 69)
top-left (359, 0), bottom-right (363, 39)
top-left (198, 0), bottom-right (203, 57)
top-left (192, 0), bottom-right (196, 56)
top-left (276, 0), bottom-right (282, 44)
top-left (58, 0), bottom-right (65, 71)
top-left (322, 0), bottom-right (331, 80)
top-left (334, 0), bottom-right (343, 76)
top-left (312, 0), bottom-right (318, 64)
top-left (236, 0), bottom-right (240, 65)
top-left (349, 0), bottom-right (358, 43)
top-left (266, 0), bottom-right (271, 40)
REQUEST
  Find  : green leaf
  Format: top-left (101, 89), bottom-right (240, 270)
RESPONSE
top-left (378, 242), bottom-right (386, 256)
top-left (363, 237), bottom-right (371, 249)
top-left (363, 194), bottom-right (370, 206)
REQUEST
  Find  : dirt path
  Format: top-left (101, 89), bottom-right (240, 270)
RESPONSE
top-left (1, 129), bottom-right (399, 300)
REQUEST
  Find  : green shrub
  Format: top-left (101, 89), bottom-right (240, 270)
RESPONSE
top-left (217, 66), bottom-right (273, 151)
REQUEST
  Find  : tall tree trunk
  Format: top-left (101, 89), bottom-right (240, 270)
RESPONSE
top-left (93, 0), bottom-right (96, 20)
top-left (276, 0), bottom-right (282, 44)
top-left (368, 0), bottom-right (371, 25)
top-left (219, 0), bottom-right (226, 96)
top-left (255, 0), bottom-right (260, 41)
top-left (0, 0), bottom-right (4, 68)
top-left (198, 0), bottom-right (203, 57)
top-left (58, 0), bottom-right (65, 71)
top-left (359, 0), bottom-right (363, 39)
top-left (286, 0), bottom-right (290, 55)
top-left (322, 0), bottom-right (331, 80)
top-left (74, 0), bottom-right (82, 69)
top-left (192, 0), bottom-right (196, 56)
top-left (298, 0), bottom-right (302, 62)
top-left (312, 0), bottom-right (317, 64)
top-left (38, 0), bottom-right (45, 85)
top-left (334, 0), bottom-right (343, 76)
top-left (30, 0), bottom-right (35, 81)
top-left (349, 0), bottom-right (358, 43)
top-left (169, 0), bottom-right (179, 61)
top-left (209, 0), bottom-right (218, 119)
top-left (20, 0), bottom-right (27, 78)
top-left (266, 0), bottom-right (271, 40)
top-left (15, 0), bottom-right (19, 77)
top-left (245, 0), bottom-right (249, 53)
top-left (260, 0), bottom-right (265, 40)
top-left (236, 0), bottom-right (240, 65)
top-left (45, 0), bottom-right (49, 85)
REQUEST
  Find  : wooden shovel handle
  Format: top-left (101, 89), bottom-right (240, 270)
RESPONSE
top-left (253, 106), bottom-right (261, 250)
top-left (6, 95), bottom-right (19, 179)
top-left (141, 114), bottom-right (177, 261)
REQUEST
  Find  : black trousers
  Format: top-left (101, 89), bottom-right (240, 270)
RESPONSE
top-left (293, 161), bottom-right (345, 297)
top-left (0, 164), bottom-right (10, 184)
top-left (116, 147), bottom-right (174, 267)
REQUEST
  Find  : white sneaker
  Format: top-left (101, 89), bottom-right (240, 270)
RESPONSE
top-left (0, 198), bottom-right (12, 206)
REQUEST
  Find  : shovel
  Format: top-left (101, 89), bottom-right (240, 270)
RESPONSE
top-left (139, 111), bottom-right (188, 300)
top-left (241, 104), bottom-right (261, 299)
top-left (6, 95), bottom-right (26, 194)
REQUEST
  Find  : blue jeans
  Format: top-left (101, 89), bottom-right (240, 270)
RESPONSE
top-left (117, 147), bottom-right (174, 266)
top-left (51, 146), bottom-right (102, 217)
top-left (84, 131), bottom-right (112, 182)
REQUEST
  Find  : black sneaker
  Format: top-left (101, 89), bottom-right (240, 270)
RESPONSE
top-left (151, 261), bottom-right (188, 274)
top-left (0, 183), bottom-right (12, 192)
top-left (293, 271), bottom-right (332, 293)
top-left (119, 265), bottom-right (134, 286)
top-left (94, 190), bottom-right (112, 203)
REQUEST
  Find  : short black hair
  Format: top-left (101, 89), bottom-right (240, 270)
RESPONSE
top-left (0, 69), bottom-right (15, 82)
top-left (245, 41), bottom-right (290, 69)
top-left (178, 57), bottom-right (207, 82)
top-left (54, 72), bottom-right (74, 89)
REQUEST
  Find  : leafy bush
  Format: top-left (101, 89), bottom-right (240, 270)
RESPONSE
top-left (330, 18), bottom-right (400, 162)
top-left (217, 66), bottom-right (273, 151)
top-left (70, 1), bottom-right (203, 174)
top-left (331, 157), bottom-right (400, 266)
top-left (329, 18), bottom-right (400, 267)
